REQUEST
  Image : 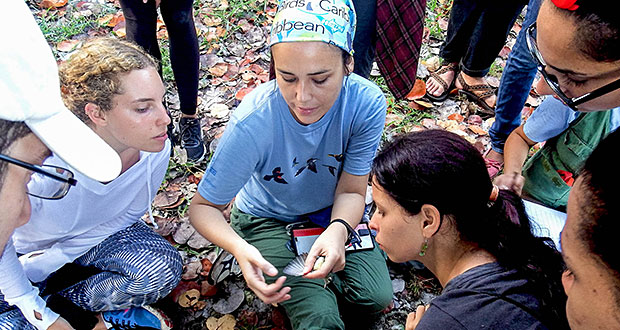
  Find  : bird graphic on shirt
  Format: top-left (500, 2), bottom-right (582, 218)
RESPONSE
top-left (323, 164), bottom-right (337, 176)
top-left (264, 167), bottom-right (288, 184)
top-left (328, 153), bottom-right (344, 162)
top-left (295, 158), bottom-right (319, 177)
top-left (292, 157), bottom-right (299, 168)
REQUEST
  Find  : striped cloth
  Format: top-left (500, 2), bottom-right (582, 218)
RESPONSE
top-left (375, 0), bottom-right (427, 99)
top-left (0, 221), bottom-right (182, 329)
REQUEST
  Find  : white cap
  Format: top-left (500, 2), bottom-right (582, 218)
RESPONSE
top-left (0, 0), bottom-right (121, 182)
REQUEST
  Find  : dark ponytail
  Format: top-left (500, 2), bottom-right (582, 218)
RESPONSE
top-left (372, 130), bottom-right (567, 328)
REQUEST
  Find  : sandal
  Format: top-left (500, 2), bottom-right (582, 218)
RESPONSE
top-left (456, 72), bottom-right (496, 114)
top-left (425, 62), bottom-right (459, 102)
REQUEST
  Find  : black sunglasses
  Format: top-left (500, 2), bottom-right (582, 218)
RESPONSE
top-left (526, 23), bottom-right (620, 110)
top-left (0, 153), bottom-right (77, 199)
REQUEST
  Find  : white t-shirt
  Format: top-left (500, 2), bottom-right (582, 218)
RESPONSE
top-left (0, 140), bottom-right (169, 328)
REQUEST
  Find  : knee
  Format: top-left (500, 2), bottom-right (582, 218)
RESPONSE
top-left (354, 287), bottom-right (393, 314)
top-left (163, 10), bottom-right (194, 28)
top-left (342, 278), bottom-right (393, 314)
top-left (290, 310), bottom-right (344, 330)
top-left (123, 244), bottom-right (182, 295)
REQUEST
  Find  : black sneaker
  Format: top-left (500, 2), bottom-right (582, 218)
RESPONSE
top-left (179, 117), bottom-right (206, 162)
top-left (166, 121), bottom-right (178, 147)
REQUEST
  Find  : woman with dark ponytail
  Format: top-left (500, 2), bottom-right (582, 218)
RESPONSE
top-left (369, 129), bottom-right (569, 330)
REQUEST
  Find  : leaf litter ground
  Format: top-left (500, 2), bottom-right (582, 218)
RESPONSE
top-left (28, 0), bottom-right (543, 328)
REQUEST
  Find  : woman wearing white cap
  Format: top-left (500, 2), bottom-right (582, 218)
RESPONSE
top-left (0, 1), bottom-right (121, 329)
top-left (0, 36), bottom-right (179, 330)
top-left (189, 0), bottom-right (392, 329)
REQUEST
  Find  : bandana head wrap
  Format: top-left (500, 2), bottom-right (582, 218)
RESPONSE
top-left (269, 0), bottom-right (356, 55)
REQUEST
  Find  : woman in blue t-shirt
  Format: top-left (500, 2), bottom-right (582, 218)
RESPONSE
top-left (370, 130), bottom-right (569, 330)
top-left (189, 1), bottom-right (392, 329)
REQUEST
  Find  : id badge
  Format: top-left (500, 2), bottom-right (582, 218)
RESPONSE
top-left (289, 222), bottom-right (375, 255)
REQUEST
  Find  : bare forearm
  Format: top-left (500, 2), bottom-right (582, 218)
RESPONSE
top-left (328, 172), bottom-right (368, 242)
top-left (331, 191), bottom-right (365, 227)
top-left (188, 197), bottom-right (247, 256)
top-left (504, 130), bottom-right (534, 175)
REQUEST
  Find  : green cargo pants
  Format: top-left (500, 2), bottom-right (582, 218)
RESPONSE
top-left (230, 206), bottom-right (393, 330)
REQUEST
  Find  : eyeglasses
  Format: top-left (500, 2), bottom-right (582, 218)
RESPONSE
top-left (526, 23), bottom-right (620, 111)
top-left (0, 154), bottom-right (77, 199)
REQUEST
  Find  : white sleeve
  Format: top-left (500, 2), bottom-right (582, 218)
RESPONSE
top-left (0, 239), bottom-right (59, 330)
top-left (19, 245), bottom-right (72, 283)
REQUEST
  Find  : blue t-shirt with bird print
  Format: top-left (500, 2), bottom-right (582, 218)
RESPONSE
top-left (197, 74), bottom-right (386, 221)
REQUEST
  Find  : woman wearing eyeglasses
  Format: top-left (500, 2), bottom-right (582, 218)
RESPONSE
top-left (0, 37), bottom-right (180, 329)
top-left (493, 0), bottom-right (620, 214)
top-left (530, 0), bottom-right (620, 112)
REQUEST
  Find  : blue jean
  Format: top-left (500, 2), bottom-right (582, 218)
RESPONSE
top-left (352, 0), bottom-right (377, 78)
top-left (489, 0), bottom-right (542, 153)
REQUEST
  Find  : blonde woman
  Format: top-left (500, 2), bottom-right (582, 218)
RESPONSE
top-left (0, 38), bottom-right (179, 330)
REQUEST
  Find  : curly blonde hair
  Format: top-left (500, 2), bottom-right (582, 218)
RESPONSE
top-left (59, 37), bottom-right (158, 123)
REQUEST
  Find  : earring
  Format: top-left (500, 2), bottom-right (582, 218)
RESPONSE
top-left (419, 239), bottom-right (428, 257)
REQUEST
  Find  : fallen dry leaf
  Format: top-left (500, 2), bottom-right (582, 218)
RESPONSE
top-left (170, 281), bottom-right (201, 308)
top-left (413, 99), bottom-right (433, 108)
top-left (408, 101), bottom-right (427, 111)
top-left (237, 310), bottom-right (258, 328)
top-left (385, 112), bottom-right (404, 127)
top-left (467, 114), bottom-right (483, 125)
top-left (99, 12), bottom-right (124, 28)
top-left (205, 314), bottom-right (236, 330)
top-left (187, 173), bottom-right (203, 185)
top-left (113, 24), bottom-right (126, 38)
top-left (209, 103), bottom-right (229, 118)
top-left (153, 189), bottom-right (182, 209)
top-left (447, 113), bottom-right (464, 122)
top-left (39, 0), bottom-right (67, 9)
top-left (182, 260), bottom-right (202, 280)
top-left (200, 281), bottom-right (218, 297)
top-left (203, 15), bottom-right (223, 27)
top-left (241, 70), bottom-right (257, 82)
top-left (200, 258), bottom-right (213, 276)
top-left (209, 63), bottom-right (228, 77)
top-left (56, 39), bottom-right (80, 52)
top-left (405, 79), bottom-right (426, 100)
top-left (156, 19), bottom-right (165, 31)
top-left (468, 124), bottom-right (488, 136)
top-left (235, 87), bottom-right (254, 100)
top-left (172, 221), bottom-right (196, 245)
top-left (421, 118), bottom-right (437, 129)
top-left (178, 288), bottom-right (200, 308)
